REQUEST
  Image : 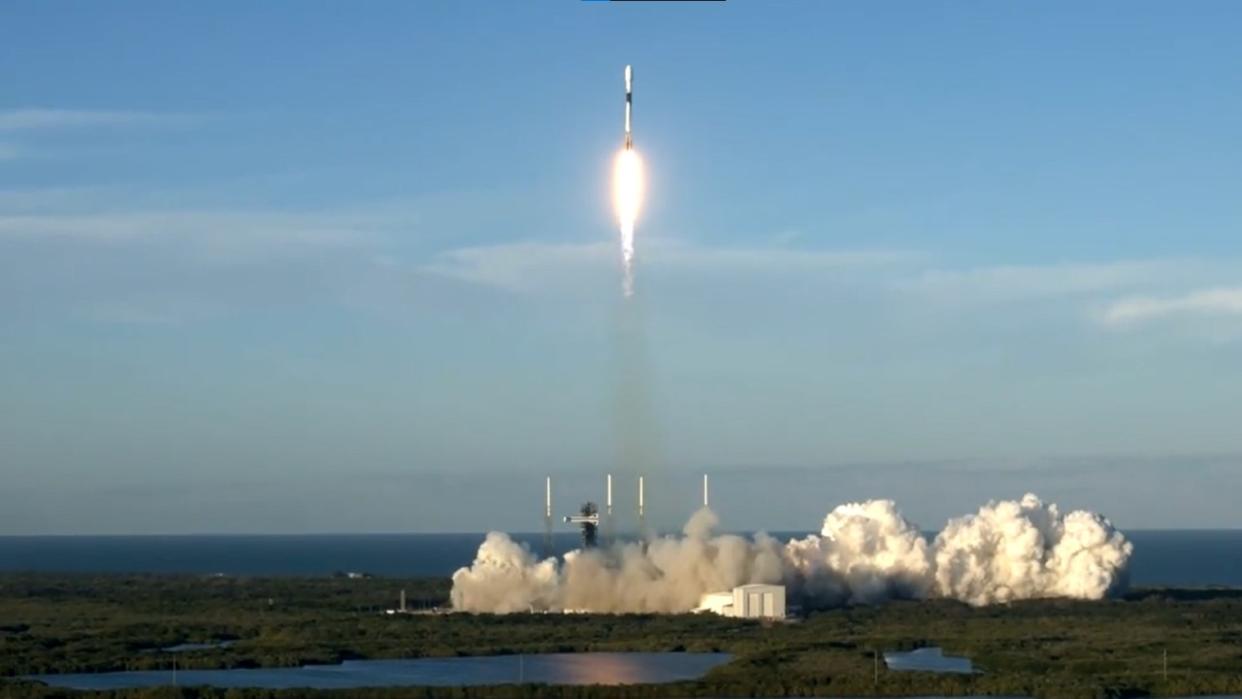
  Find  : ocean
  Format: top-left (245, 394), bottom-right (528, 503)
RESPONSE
top-left (0, 530), bottom-right (1239, 587)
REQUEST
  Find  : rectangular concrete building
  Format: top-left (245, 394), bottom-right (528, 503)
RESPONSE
top-left (731, 584), bottom-right (785, 619)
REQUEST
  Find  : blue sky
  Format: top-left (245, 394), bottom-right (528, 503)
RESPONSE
top-left (2, 2), bottom-right (1241, 534)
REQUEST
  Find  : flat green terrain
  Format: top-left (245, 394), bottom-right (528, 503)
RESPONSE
top-left (2, 573), bottom-right (1241, 699)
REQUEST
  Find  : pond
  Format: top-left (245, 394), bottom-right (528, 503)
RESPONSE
top-left (150, 641), bottom-right (236, 653)
top-left (883, 647), bottom-right (975, 674)
top-left (28, 652), bottom-right (732, 690)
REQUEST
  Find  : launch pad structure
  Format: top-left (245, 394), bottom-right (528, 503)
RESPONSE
top-left (542, 473), bottom-right (712, 554)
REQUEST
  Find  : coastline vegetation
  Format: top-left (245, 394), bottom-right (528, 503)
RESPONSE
top-left (2, 573), bottom-right (1241, 699)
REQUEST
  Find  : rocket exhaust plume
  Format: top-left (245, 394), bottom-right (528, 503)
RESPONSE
top-left (613, 65), bottom-right (645, 297)
top-left (614, 150), bottom-right (644, 297)
top-left (451, 493), bottom-right (1133, 614)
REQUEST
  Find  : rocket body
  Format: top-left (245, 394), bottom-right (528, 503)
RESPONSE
top-left (614, 64), bottom-right (642, 297)
top-left (624, 65), bottom-right (633, 150)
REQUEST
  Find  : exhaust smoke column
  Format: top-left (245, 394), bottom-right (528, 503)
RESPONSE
top-left (451, 493), bottom-right (1134, 614)
top-left (613, 65), bottom-right (645, 297)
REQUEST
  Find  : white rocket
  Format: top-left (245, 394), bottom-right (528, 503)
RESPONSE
top-left (624, 65), bottom-right (633, 150)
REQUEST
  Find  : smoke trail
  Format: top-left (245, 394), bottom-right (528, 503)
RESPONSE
top-left (613, 290), bottom-right (665, 534)
top-left (610, 145), bottom-right (655, 533)
top-left (620, 222), bottom-right (635, 297)
top-left (450, 494), bottom-right (1133, 614)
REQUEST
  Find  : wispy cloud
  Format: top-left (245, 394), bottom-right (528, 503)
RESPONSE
top-left (0, 210), bottom-right (376, 261)
top-left (423, 239), bottom-right (916, 292)
top-left (902, 259), bottom-right (1195, 303)
top-left (0, 186), bottom-right (110, 210)
top-left (424, 241), bottom-right (614, 291)
top-left (0, 108), bottom-right (193, 131)
top-left (0, 143), bottom-right (19, 160)
top-left (88, 304), bottom-right (182, 327)
top-left (654, 241), bottom-right (915, 273)
top-left (4, 182), bottom-right (1240, 344)
top-left (423, 239), bottom-right (1242, 342)
top-left (1102, 287), bottom-right (1242, 326)
top-left (0, 203), bottom-right (411, 325)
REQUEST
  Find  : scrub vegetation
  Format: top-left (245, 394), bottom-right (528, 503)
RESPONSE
top-left (2, 573), bottom-right (1241, 699)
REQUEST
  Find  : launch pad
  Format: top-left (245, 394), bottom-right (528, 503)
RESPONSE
top-left (543, 473), bottom-right (710, 553)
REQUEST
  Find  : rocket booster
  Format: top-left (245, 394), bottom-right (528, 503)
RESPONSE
top-left (624, 65), bottom-right (633, 150)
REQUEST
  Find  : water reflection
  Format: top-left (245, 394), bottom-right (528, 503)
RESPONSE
top-left (29, 652), bottom-right (732, 690)
top-left (884, 647), bottom-right (974, 674)
top-left (156, 641), bottom-right (235, 653)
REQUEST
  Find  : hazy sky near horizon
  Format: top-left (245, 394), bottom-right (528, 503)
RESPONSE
top-left (3, 2), bottom-right (1242, 534)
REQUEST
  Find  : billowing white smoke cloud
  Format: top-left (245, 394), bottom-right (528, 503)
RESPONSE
top-left (558, 509), bottom-right (786, 613)
top-left (933, 494), bottom-right (1133, 605)
top-left (453, 509), bottom-right (784, 614)
top-left (449, 532), bottom-right (559, 613)
top-left (784, 500), bottom-right (932, 607)
top-left (450, 494), bottom-right (1133, 614)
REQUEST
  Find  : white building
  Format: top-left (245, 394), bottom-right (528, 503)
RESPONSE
top-left (733, 584), bottom-right (785, 618)
top-left (695, 584), bottom-right (786, 619)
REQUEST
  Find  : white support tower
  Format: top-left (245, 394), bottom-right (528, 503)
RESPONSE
top-left (605, 473), bottom-right (614, 542)
top-left (638, 475), bottom-right (645, 530)
top-left (543, 476), bottom-right (553, 558)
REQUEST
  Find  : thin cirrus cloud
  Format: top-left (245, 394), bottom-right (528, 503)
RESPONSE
top-left (4, 182), bottom-right (1239, 341)
top-left (421, 239), bottom-right (917, 292)
top-left (1102, 287), bottom-right (1242, 326)
top-left (422, 241), bottom-right (615, 291)
top-left (424, 239), bottom-right (1242, 342)
top-left (0, 108), bottom-right (195, 131)
top-left (424, 238), bottom-right (1188, 301)
top-left (902, 259), bottom-right (1191, 303)
top-left (0, 208), bottom-right (382, 270)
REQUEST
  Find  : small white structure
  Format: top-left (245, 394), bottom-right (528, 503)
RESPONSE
top-left (696, 584), bottom-right (786, 619)
top-left (733, 584), bottom-right (785, 618)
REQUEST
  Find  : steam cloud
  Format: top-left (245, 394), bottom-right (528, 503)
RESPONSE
top-left (451, 494), bottom-right (1133, 613)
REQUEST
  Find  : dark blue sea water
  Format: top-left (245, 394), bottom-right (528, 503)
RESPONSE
top-left (1, 530), bottom-right (1240, 587)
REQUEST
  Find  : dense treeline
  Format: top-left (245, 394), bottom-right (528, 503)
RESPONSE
top-left (2, 574), bottom-right (1242, 698)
